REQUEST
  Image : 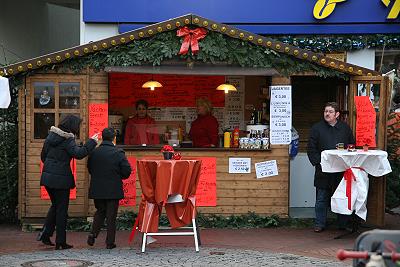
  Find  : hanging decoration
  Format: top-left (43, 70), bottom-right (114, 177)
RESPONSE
top-left (177, 26), bottom-right (208, 55)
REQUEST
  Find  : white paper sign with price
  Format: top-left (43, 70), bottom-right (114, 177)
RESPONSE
top-left (270, 85), bottom-right (292, 145)
top-left (255, 160), bottom-right (279, 179)
top-left (228, 157), bottom-right (251, 173)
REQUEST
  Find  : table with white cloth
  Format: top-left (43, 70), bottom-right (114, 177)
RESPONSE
top-left (320, 149), bottom-right (392, 220)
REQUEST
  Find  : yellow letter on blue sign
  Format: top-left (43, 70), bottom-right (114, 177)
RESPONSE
top-left (381, 0), bottom-right (400, 19)
top-left (313, 0), bottom-right (347, 19)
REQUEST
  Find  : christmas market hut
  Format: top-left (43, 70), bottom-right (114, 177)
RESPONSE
top-left (1, 14), bottom-right (391, 227)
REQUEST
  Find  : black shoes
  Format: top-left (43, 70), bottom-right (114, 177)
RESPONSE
top-left (106, 243), bottom-right (116, 249)
top-left (37, 231), bottom-right (55, 246)
top-left (87, 234), bottom-right (95, 246)
top-left (55, 243), bottom-right (73, 250)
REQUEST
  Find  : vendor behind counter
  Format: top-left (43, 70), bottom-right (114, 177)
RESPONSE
top-left (121, 98), bottom-right (219, 148)
top-left (124, 99), bottom-right (159, 145)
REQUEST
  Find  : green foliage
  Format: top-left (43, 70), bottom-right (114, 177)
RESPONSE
top-left (0, 75), bottom-right (21, 223)
top-left (386, 112), bottom-right (400, 209)
top-left (53, 30), bottom-right (346, 79)
top-left (64, 211), bottom-right (280, 231)
top-left (278, 34), bottom-right (400, 53)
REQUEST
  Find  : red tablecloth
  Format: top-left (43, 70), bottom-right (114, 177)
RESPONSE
top-left (136, 159), bottom-right (202, 233)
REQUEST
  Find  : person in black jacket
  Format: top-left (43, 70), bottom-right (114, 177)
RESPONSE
top-left (307, 102), bottom-right (354, 233)
top-left (37, 114), bottom-right (98, 250)
top-left (87, 127), bottom-right (132, 249)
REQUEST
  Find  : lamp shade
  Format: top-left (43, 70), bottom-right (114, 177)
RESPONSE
top-left (142, 80), bottom-right (163, 91)
top-left (216, 83), bottom-right (237, 94)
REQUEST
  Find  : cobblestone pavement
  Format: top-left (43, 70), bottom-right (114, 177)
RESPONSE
top-left (0, 247), bottom-right (350, 267)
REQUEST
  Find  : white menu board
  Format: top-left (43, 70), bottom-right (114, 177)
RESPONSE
top-left (270, 85), bottom-right (292, 145)
top-left (228, 158), bottom-right (251, 173)
top-left (255, 160), bottom-right (279, 179)
top-left (224, 76), bottom-right (245, 131)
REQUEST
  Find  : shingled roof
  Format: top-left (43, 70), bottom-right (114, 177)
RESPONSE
top-left (0, 14), bottom-right (381, 77)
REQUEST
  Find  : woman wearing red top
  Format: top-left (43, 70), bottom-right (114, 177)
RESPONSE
top-left (124, 99), bottom-right (159, 145)
top-left (189, 98), bottom-right (219, 148)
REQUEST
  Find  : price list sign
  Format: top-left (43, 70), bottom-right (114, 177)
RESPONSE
top-left (270, 86), bottom-right (292, 145)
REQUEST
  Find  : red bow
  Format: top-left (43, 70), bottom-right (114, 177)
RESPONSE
top-left (177, 26), bottom-right (208, 55)
top-left (343, 167), bottom-right (364, 210)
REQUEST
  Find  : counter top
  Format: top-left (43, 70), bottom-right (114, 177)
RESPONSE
top-left (117, 145), bottom-right (271, 152)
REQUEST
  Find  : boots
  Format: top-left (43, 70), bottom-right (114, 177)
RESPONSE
top-left (37, 229), bottom-right (55, 246)
top-left (55, 243), bottom-right (73, 250)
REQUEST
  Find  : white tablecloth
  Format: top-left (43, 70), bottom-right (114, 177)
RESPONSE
top-left (320, 149), bottom-right (392, 220)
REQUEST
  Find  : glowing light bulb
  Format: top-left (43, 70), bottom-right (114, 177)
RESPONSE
top-left (225, 89), bottom-right (229, 94)
top-left (150, 87), bottom-right (155, 91)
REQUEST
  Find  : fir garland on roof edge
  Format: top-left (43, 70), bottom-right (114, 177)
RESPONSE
top-left (277, 34), bottom-right (400, 53)
top-left (50, 31), bottom-right (347, 79)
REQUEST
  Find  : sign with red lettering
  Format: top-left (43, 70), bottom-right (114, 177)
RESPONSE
top-left (355, 96), bottom-right (376, 147)
top-left (195, 157), bottom-right (217, 206)
top-left (89, 103), bottom-right (108, 137)
top-left (109, 73), bottom-right (225, 108)
top-left (119, 157), bottom-right (137, 207)
top-left (40, 160), bottom-right (77, 199)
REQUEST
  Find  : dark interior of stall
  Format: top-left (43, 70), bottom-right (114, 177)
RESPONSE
top-left (291, 76), bottom-right (348, 152)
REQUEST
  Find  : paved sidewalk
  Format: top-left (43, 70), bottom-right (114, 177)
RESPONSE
top-left (0, 213), bottom-right (398, 266)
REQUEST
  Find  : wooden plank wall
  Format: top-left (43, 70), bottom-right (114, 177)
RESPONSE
top-left (120, 146), bottom-right (290, 217)
top-left (21, 73), bottom-right (89, 218)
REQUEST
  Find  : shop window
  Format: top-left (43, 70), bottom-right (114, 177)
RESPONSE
top-left (32, 79), bottom-right (82, 140)
top-left (59, 82), bottom-right (80, 109)
top-left (34, 113), bottom-right (55, 139)
top-left (34, 82), bottom-right (55, 109)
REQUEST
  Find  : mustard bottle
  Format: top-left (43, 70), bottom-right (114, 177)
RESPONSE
top-left (224, 131), bottom-right (231, 148)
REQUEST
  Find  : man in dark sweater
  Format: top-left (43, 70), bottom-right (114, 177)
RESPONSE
top-left (307, 102), bottom-right (354, 233)
top-left (87, 127), bottom-right (132, 249)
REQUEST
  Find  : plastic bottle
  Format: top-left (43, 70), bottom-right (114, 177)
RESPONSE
top-left (178, 125), bottom-right (183, 142)
top-left (224, 131), bottom-right (231, 148)
top-left (233, 127), bottom-right (240, 148)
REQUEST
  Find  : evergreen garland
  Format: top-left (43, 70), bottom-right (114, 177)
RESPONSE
top-left (277, 34), bottom-right (400, 53)
top-left (0, 75), bottom-right (21, 222)
top-left (53, 31), bottom-right (347, 79)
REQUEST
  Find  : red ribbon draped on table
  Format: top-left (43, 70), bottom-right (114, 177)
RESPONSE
top-left (177, 26), bottom-right (208, 55)
top-left (343, 167), bottom-right (365, 210)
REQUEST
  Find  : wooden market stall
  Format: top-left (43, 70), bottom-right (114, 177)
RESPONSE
top-left (2, 14), bottom-right (390, 226)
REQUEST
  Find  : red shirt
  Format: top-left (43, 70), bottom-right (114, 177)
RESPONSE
top-left (124, 116), bottom-right (159, 145)
top-left (189, 114), bottom-right (219, 148)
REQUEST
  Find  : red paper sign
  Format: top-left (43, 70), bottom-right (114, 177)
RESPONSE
top-left (119, 157), bottom-right (137, 207)
top-left (355, 96), bottom-right (376, 147)
top-left (109, 73), bottom-right (225, 108)
top-left (89, 103), bottom-right (108, 137)
top-left (194, 157), bottom-right (217, 207)
top-left (40, 160), bottom-right (77, 199)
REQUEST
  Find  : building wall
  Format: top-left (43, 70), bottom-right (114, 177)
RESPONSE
top-left (0, 0), bottom-right (79, 67)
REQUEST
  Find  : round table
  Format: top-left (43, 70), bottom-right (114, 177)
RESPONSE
top-left (320, 149), bottom-right (391, 220)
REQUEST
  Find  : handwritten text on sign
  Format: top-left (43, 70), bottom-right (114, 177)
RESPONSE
top-left (40, 160), bottom-right (77, 199)
top-left (355, 96), bottom-right (376, 147)
top-left (119, 157), bottom-right (137, 207)
top-left (270, 85), bottom-right (292, 145)
top-left (195, 157), bottom-right (217, 207)
top-left (255, 160), bottom-right (279, 179)
top-left (228, 157), bottom-right (251, 173)
top-left (89, 103), bottom-right (108, 137)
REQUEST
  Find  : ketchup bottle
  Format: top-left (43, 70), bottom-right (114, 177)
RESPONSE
top-left (233, 127), bottom-right (240, 148)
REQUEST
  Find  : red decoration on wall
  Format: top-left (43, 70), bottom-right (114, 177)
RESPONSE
top-left (194, 157), bottom-right (217, 207)
top-left (89, 103), bottom-right (108, 137)
top-left (109, 73), bottom-right (225, 108)
top-left (119, 157), bottom-right (137, 207)
top-left (354, 96), bottom-right (376, 147)
top-left (177, 26), bottom-right (208, 55)
top-left (40, 159), bottom-right (77, 199)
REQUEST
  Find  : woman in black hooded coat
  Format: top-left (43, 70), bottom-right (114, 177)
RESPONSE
top-left (37, 114), bottom-right (98, 250)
